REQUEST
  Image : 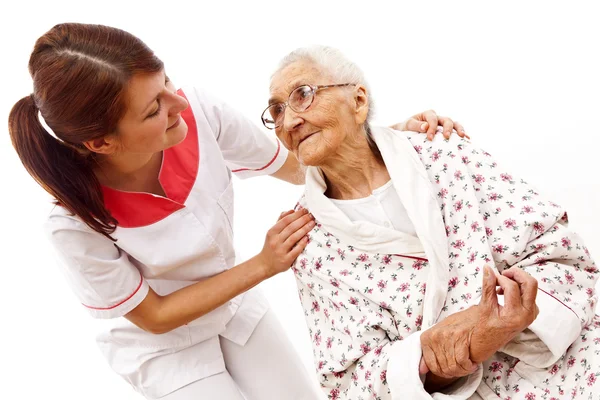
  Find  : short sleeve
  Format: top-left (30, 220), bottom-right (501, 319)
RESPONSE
top-left (188, 87), bottom-right (288, 179)
top-left (44, 213), bottom-right (149, 319)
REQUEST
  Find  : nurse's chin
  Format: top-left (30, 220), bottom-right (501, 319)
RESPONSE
top-left (165, 119), bottom-right (189, 148)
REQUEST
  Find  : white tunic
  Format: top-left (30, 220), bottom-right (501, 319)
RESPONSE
top-left (44, 87), bottom-right (288, 399)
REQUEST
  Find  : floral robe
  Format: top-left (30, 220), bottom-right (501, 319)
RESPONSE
top-left (293, 127), bottom-right (599, 400)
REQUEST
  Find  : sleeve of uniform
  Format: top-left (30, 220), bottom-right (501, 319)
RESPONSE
top-left (44, 213), bottom-right (149, 319)
top-left (188, 87), bottom-right (288, 179)
top-left (294, 276), bottom-right (481, 400)
top-left (446, 136), bottom-right (599, 368)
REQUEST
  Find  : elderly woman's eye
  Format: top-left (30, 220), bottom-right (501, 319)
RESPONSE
top-left (270, 104), bottom-right (285, 119)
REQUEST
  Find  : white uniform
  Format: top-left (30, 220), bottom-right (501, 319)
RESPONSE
top-left (44, 88), bottom-right (320, 399)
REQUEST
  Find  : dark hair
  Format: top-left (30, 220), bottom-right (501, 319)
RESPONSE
top-left (8, 23), bottom-right (164, 240)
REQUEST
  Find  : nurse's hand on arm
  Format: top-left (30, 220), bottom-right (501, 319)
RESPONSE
top-left (126, 209), bottom-right (315, 334)
top-left (389, 110), bottom-right (469, 141)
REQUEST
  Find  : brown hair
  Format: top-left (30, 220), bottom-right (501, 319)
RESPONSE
top-left (8, 23), bottom-right (164, 240)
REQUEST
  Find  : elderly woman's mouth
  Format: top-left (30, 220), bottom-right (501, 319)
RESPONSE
top-left (298, 131), bottom-right (320, 145)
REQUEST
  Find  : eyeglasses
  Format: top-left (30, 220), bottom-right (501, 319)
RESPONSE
top-left (261, 83), bottom-right (354, 129)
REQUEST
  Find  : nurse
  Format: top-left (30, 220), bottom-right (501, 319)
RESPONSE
top-left (8, 23), bottom-right (466, 399)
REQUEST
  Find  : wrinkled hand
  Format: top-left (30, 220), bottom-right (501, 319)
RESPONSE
top-left (258, 208), bottom-right (315, 278)
top-left (469, 265), bottom-right (539, 363)
top-left (392, 110), bottom-right (469, 141)
top-left (419, 306), bottom-right (479, 380)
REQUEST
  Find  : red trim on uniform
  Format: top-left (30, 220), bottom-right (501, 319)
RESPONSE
top-left (82, 271), bottom-right (144, 310)
top-left (232, 139), bottom-right (281, 173)
top-left (101, 89), bottom-right (199, 228)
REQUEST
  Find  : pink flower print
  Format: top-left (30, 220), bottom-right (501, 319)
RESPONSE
top-left (565, 272), bottom-right (575, 285)
top-left (380, 370), bottom-right (387, 382)
top-left (438, 188), bottom-right (448, 199)
top-left (317, 361), bottom-right (325, 370)
top-left (414, 145), bottom-right (422, 154)
top-left (485, 227), bottom-right (493, 237)
top-left (488, 192), bottom-right (499, 201)
top-left (415, 315), bottom-right (423, 328)
top-left (452, 239), bottom-right (465, 250)
top-left (365, 370), bottom-right (372, 381)
top-left (377, 280), bottom-right (387, 291)
top-left (525, 393), bottom-right (536, 400)
top-left (339, 269), bottom-right (350, 277)
top-left (299, 258), bottom-right (307, 269)
top-left (333, 371), bottom-right (346, 379)
top-left (314, 331), bottom-right (321, 346)
top-left (312, 301), bottom-right (320, 313)
top-left (587, 288), bottom-right (595, 298)
top-left (504, 218), bottom-right (517, 229)
top-left (561, 237), bottom-right (572, 248)
top-left (323, 309), bottom-right (330, 319)
top-left (454, 200), bottom-right (463, 212)
top-left (330, 279), bottom-right (340, 288)
top-left (473, 174), bottom-right (485, 184)
top-left (315, 260), bottom-right (323, 271)
top-left (420, 283), bottom-right (426, 294)
top-left (585, 265), bottom-right (599, 274)
top-left (461, 156), bottom-right (470, 164)
top-left (431, 152), bottom-right (440, 162)
top-left (489, 362), bottom-right (503, 372)
top-left (445, 225), bottom-right (451, 236)
top-left (326, 337), bottom-right (334, 349)
top-left (500, 173), bottom-right (513, 182)
top-left (567, 356), bottom-right (576, 368)
top-left (471, 222), bottom-right (480, 232)
top-left (532, 222), bottom-right (545, 235)
top-left (493, 244), bottom-right (506, 253)
top-left (358, 253), bottom-right (369, 262)
top-left (454, 171), bottom-right (463, 180)
top-left (329, 388), bottom-right (340, 400)
top-left (349, 297), bottom-right (359, 305)
top-left (413, 260), bottom-right (426, 270)
top-left (549, 364), bottom-right (559, 375)
top-left (382, 255), bottom-right (392, 265)
top-left (468, 252), bottom-right (477, 263)
top-left (587, 373), bottom-right (597, 386)
top-left (449, 276), bottom-right (459, 289)
top-left (399, 282), bottom-right (410, 292)
top-left (522, 205), bottom-right (534, 214)
top-left (360, 342), bottom-right (371, 354)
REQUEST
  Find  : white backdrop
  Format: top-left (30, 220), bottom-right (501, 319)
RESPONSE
top-left (1, 1), bottom-right (599, 399)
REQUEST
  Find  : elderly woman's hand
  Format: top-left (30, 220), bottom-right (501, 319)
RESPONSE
top-left (469, 265), bottom-right (539, 363)
top-left (419, 306), bottom-right (480, 381)
top-left (390, 110), bottom-right (469, 141)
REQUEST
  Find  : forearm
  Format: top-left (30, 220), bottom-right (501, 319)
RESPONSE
top-left (140, 255), bottom-right (269, 333)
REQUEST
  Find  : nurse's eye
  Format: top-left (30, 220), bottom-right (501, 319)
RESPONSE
top-left (148, 100), bottom-right (162, 119)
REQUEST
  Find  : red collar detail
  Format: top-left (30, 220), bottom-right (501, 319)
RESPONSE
top-left (101, 89), bottom-right (199, 228)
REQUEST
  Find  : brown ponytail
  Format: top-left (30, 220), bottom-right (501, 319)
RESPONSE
top-left (7, 23), bottom-right (164, 240)
top-left (9, 94), bottom-right (117, 239)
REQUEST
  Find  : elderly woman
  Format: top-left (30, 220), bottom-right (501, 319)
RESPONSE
top-left (263, 46), bottom-right (600, 399)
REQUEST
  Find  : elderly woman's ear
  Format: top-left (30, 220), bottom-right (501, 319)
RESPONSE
top-left (353, 85), bottom-right (370, 125)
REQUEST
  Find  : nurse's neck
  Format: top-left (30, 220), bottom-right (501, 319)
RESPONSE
top-left (321, 133), bottom-right (389, 201)
top-left (94, 151), bottom-right (165, 195)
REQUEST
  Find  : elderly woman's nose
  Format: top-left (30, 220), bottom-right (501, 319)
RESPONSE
top-left (283, 108), bottom-right (304, 131)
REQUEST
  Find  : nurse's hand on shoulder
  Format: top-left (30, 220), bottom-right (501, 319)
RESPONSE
top-left (258, 208), bottom-right (316, 278)
top-left (390, 110), bottom-right (469, 141)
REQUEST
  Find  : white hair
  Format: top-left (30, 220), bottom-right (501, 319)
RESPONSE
top-left (272, 45), bottom-right (375, 123)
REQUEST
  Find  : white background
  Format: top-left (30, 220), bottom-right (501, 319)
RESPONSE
top-left (1, 1), bottom-right (599, 399)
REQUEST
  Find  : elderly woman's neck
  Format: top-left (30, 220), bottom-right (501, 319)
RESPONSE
top-left (320, 134), bottom-right (390, 200)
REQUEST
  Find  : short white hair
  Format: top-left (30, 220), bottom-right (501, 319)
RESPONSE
top-left (272, 45), bottom-right (374, 123)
